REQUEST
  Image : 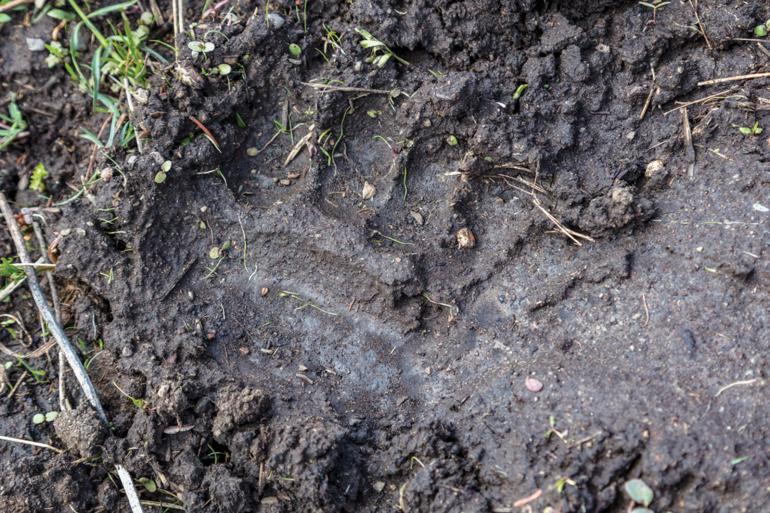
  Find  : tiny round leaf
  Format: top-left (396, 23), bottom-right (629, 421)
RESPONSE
top-left (32, 413), bottom-right (46, 425)
top-left (624, 479), bottom-right (653, 507)
top-left (139, 477), bottom-right (157, 493)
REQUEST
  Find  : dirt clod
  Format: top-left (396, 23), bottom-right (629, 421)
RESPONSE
top-left (52, 405), bottom-right (107, 459)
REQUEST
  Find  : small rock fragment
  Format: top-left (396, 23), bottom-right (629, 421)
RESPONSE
top-left (456, 228), bottom-right (476, 249)
top-left (100, 167), bottom-right (113, 182)
top-left (362, 181), bottom-right (376, 200)
top-left (373, 481), bottom-right (386, 492)
top-left (752, 203), bottom-right (769, 213)
top-left (266, 13), bottom-right (285, 29)
top-left (644, 159), bottom-right (664, 178)
top-left (26, 38), bottom-right (45, 52)
top-left (410, 211), bottom-right (424, 225)
top-left (525, 377), bottom-right (543, 392)
top-left (279, 179), bottom-right (292, 186)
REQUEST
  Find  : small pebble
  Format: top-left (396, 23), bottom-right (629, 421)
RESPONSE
top-left (525, 377), bottom-right (543, 392)
top-left (266, 13), bottom-right (285, 29)
top-left (100, 167), bottom-right (113, 182)
top-left (410, 211), bottom-right (424, 225)
top-left (26, 38), bottom-right (45, 52)
top-left (362, 181), bottom-right (376, 200)
top-left (644, 159), bottom-right (664, 178)
top-left (456, 228), bottom-right (476, 249)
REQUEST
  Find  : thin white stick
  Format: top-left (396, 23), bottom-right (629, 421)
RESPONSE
top-left (697, 72), bottom-right (770, 87)
top-left (0, 434), bottom-right (64, 453)
top-left (0, 274), bottom-right (27, 302)
top-left (715, 378), bottom-right (760, 397)
top-left (115, 464), bottom-right (146, 513)
top-left (0, 193), bottom-right (108, 424)
top-left (31, 221), bottom-right (68, 411)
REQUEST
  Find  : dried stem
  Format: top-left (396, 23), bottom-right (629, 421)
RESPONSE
top-left (0, 193), bottom-right (108, 424)
top-left (115, 465), bottom-right (146, 513)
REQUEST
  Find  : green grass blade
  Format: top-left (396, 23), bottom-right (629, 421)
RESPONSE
top-left (87, 0), bottom-right (137, 19)
top-left (68, 0), bottom-right (109, 47)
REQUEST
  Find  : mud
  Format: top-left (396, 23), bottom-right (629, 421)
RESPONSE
top-left (1, 1), bottom-right (769, 512)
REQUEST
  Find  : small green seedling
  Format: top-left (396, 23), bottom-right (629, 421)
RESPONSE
top-left (30, 163), bottom-right (48, 193)
top-left (0, 257), bottom-right (24, 284)
top-left (513, 83), bottom-right (529, 101)
top-left (738, 121), bottom-right (762, 136)
top-left (188, 41), bottom-right (215, 58)
top-left (112, 381), bottom-right (147, 409)
top-left (367, 110), bottom-right (382, 118)
top-left (44, 41), bottom-right (66, 68)
top-left (17, 358), bottom-right (47, 383)
top-left (154, 160), bottom-right (172, 183)
top-left (624, 478), bottom-right (654, 507)
top-left (138, 477), bottom-right (157, 492)
top-left (554, 476), bottom-right (576, 493)
top-left (754, 24), bottom-right (768, 38)
top-left (0, 99), bottom-right (27, 151)
top-left (139, 11), bottom-right (154, 26)
top-left (355, 28), bottom-right (409, 68)
top-left (428, 69), bottom-right (446, 79)
top-left (235, 112), bottom-right (247, 129)
top-left (639, 0), bottom-right (670, 22)
top-left (100, 267), bottom-right (115, 284)
top-left (288, 43), bottom-right (302, 58)
top-left (215, 63), bottom-right (231, 75)
top-left (32, 411), bottom-right (59, 425)
top-left (0, 13), bottom-right (12, 24)
top-left (321, 23), bottom-right (344, 57)
top-left (447, 135), bottom-right (458, 146)
top-left (205, 444), bottom-right (230, 464)
top-left (209, 240), bottom-right (231, 260)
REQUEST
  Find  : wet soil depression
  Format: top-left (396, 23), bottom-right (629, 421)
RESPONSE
top-left (0, 1), bottom-right (769, 512)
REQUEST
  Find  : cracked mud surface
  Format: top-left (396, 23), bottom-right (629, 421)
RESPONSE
top-left (1, 1), bottom-right (769, 512)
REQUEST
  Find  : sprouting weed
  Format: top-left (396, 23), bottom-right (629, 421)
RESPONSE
top-left (355, 28), bottom-right (409, 68)
top-left (0, 99), bottom-right (27, 151)
top-left (738, 121), bottom-right (762, 136)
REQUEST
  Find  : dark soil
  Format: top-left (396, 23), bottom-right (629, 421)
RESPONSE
top-left (1, 1), bottom-right (769, 512)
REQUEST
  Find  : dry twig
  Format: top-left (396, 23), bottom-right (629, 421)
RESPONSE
top-left (0, 193), bottom-right (108, 424)
top-left (531, 197), bottom-right (594, 246)
top-left (115, 465), bottom-right (146, 513)
top-left (698, 72), bottom-right (770, 87)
